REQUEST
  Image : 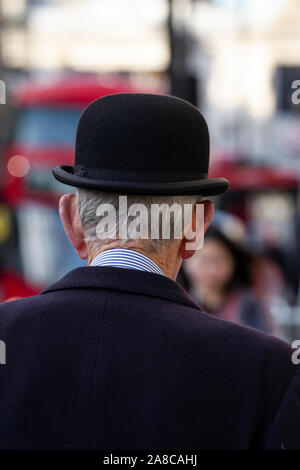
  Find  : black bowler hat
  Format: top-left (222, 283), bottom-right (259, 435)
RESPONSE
top-left (52, 93), bottom-right (229, 196)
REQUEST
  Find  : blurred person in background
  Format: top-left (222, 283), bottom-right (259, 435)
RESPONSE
top-left (184, 222), bottom-right (277, 335)
top-left (250, 253), bottom-right (289, 322)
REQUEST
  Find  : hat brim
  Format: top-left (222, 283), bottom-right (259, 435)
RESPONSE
top-left (52, 165), bottom-right (230, 196)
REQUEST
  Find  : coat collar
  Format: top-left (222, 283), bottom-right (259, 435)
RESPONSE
top-left (40, 266), bottom-right (201, 311)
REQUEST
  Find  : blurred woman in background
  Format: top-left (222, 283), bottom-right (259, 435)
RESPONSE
top-left (184, 226), bottom-right (277, 334)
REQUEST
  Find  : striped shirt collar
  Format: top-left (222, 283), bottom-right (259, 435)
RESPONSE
top-left (90, 248), bottom-right (165, 277)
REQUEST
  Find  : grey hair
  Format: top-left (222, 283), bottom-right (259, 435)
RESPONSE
top-left (76, 188), bottom-right (201, 253)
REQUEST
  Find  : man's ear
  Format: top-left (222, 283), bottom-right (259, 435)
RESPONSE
top-left (180, 200), bottom-right (214, 260)
top-left (59, 193), bottom-right (88, 260)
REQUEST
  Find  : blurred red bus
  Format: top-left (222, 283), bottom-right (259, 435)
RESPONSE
top-left (0, 76), bottom-right (143, 300)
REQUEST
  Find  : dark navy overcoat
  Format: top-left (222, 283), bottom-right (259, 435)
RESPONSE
top-left (0, 267), bottom-right (299, 449)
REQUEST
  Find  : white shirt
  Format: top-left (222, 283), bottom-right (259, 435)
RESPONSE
top-left (90, 248), bottom-right (165, 276)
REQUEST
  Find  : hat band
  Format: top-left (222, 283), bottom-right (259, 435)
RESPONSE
top-left (74, 165), bottom-right (208, 183)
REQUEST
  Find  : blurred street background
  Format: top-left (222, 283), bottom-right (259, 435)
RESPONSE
top-left (0, 0), bottom-right (299, 340)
